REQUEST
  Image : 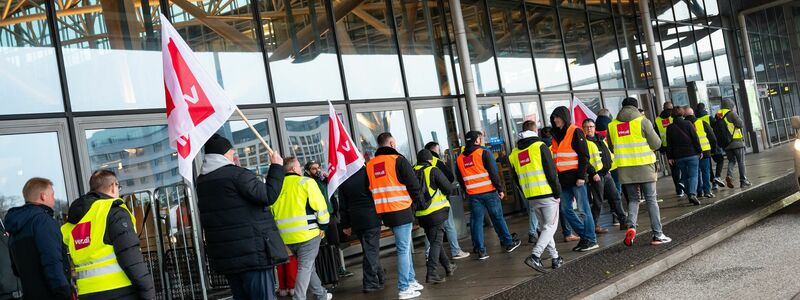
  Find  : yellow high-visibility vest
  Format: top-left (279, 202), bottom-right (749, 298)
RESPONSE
top-left (604, 139), bottom-right (618, 171)
top-left (717, 109), bottom-right (744, 139)
top-left (699, 114), bottom-right (710, 125)
top-left (608, 117), bottom-right (657, 167)
top-left (508, 141), bottom-right (554, 199)
top-left (655, 116), bottom-right (672, 147)
top-left (413, 165), bottom-right (450, 217)
top-left (61, 199), bottom-right (134, 295)
top-left (587, 140), bottom-right (604, 171)
top-left (272, 175), bottom-right (330, 245)
top-left (694, 119), bottom-right (711, 151)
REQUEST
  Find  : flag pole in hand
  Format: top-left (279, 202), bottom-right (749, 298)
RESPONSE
top-left (233, 107), bottom-right (274, 155)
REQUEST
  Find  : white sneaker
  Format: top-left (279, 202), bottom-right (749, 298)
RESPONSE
top-left (326, 293), bottom-right (333, 300)
top-left (398, 289), bottom-right (421, 299)
top-left (452, 250), bottom-right (470, 260)
top-left (409, 281), bottom-right (424, 291)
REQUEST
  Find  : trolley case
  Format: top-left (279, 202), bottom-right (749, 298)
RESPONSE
top-left (314, 242), bottom-right (341, 288)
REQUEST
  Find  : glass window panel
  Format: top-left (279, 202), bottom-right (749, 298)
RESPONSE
top-left (694, 27), bottom-right (717, 84)
top-left (449, 0), bottom-right (500, 94)
top-left (652, 0), bottom-right (676, 22)
top-left (394, 0), bottom-right (456, 97)
top-left (702, 0), bottom-right (719, 17)
top-left (216, 119), bottom-right (273, 175)
top-left (86, 125), bottom-right (181, 193)
top-left (602, 92), bottom-right (625, 117)
top-left (489, 3), bottom-right (536, 93)
top-left (781, 85), bottom-right (793, 118)
top-left (590, 13), bottom-right (624, 89)
top-left (574, 93), bottom-right (602, 114)
top-left (284, 115), bottom-right (334, 167)
top-left (615, 16), bottom-right (647, 88)
top-left (336, 0), bottom-right (404, 99)
top-left (477, 103), bottom-right (508, 154)
top-left (750, 33), bottom-right (767, 82)
top-left (356, 110), bottom-right (411, 159)
top-left (671, 0), bottom-right (693, 23)
top-left (560, 10), bottom-right (599, 90)
top-left (679, 25), bottom-right (701, 83)
top-left (0, 132), bottom-right (69, 220)
top-left (762, 34), bottom-right (777, 82)
top-left (670, 89), bottom-right (689, 106)
top-left (506, 99), bottom-right (542, 140)
top-left (260, 0), bottom-right (344, 102)
top-left (0, 0), bottom-right (64, 115)
top-left (710, 28), bottom-right (731, 83)
top-left (611, 0), bottom-right (636, 16)
top-left (542, 94), bottom-right (570, 121)
top-left (658, 24), bottom-right (686, 86)
top-left (526, 5), bottom-right (569, 92)
top-left (586, 0), bottom-right (611, 12)
top-left (414, 106), bottom-right (461, 156)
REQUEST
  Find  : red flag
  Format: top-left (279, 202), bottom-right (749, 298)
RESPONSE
top-left (326, 102), bottom-right (365, 199)
top-left (571, 96), bottom-right (597, 126)
top-left (162, 15), bottom-right (236, 182)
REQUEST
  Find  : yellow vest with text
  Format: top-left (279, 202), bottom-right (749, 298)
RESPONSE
top-left (271, 175), bottom-right (331, 245)
top-left (694, 119), bottom-right (711, 151)
top-left (717, 109), bottom-right (744, 139)
top-left (61, 199), bottom-right (134, 295)
top-left (608, 116), bottom-right (657, 167)
top-left (699, 114), bottom-right (710, 126)
top-left (587, 140), bottom-right (604, 171)
top-left (508, 141), bottom-right (554, 199)
top-left (413, 165), bottom-right (450, 217)
top-left (655, 116), bottom-right (672, 147)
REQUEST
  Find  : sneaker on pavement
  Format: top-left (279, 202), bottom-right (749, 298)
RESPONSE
top-left (612, 220), bottom-right (621, 226)
top-left (551, 256), bottom-right (564, 269)
top-left (725, 176), bottom-right (735, 188)
top-left (704, 192), bottom-right (715, 198)
top-left (338, 269), bottom-right (354, 278)
top-left (452, 250), bottom-right (470, 260)
top-left (524, 255), bottom-right (546, 273)
top-left (713, 177), bottom-right (726, 187)
top-left (677, 183), bottom-right (685, 194)
top-left (651, 234), bottom-right (672, 245)
top-left (505, 238), bottom-right (522, 253)
top-left (477, 251), bottom-right (490, 260)
top-left (741, 180), bottom-right (752, 188)
top-left (398, 289), bottom-right (421, 300)
top-left (595, 227), bottom-right (609, 234)
top-left (619, 223), bottom-right (629, 231)
top-left (624, 228), bottom-right (636, 247)
top-left (564, 234), bottom-right (580, 242)
top-left (446, 263), bottom-right (457, 276)
top-left (528, 233), bottom-right (538, 244)
top-left (689, 194), bottom-right (701, 205)
top-left (676, 192), bottom-right (686, 198)
top-left (426, 274), bottom-right (445, 284)
top-left (362, 285), bottom-right (384, 293)
top-left (326, 293), bottom-right (333, 300)
top-left (409, 281), bottom-right (424, 291)
top-left (572, 240), bottom-right (586, 252)
top-left (578, 241), bottom-right (599, 252)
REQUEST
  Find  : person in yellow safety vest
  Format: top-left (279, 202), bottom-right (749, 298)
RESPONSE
top-left (423, 142), bottom-right (470, 260)
top-left (582, 119), bottom-right (628, 234)
top-left (695, 103), bottom-right (728, 190)
top-left (413, 149), bottom-right (458, 284)
top-left (507, 120), bottom-right (564, 273)
top-left (607, 97), bottom-right (672, 248)
top-left (716, 99), bottom-right (751, 188)
top-left (272, 157), bottom-right (333, 300)
top-left (61, 170), bottom-right (155, 300)
top-left (655, 101), bottom-right (684, 197)
top-left (685, 107), bottom-right (718, 199)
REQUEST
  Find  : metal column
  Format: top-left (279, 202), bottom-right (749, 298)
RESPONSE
top-left (448, 0), bottom-right (481, 132)
top-left (638, 0), bottom-right (666, 109)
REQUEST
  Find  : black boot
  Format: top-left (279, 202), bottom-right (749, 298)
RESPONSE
top-left (446, 263), bottom-right (457, 276)
top-left (426, 273), bottom-right (446, 284)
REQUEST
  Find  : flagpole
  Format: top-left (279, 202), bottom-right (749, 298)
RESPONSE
top-left (234, 107), bottom-right (275, 155)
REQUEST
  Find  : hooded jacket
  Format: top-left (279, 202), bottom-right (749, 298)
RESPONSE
top-left (509, 136), bottom-right (561, 200)
top-left (196, 156), bottom-right (287, 274)
top-left (665, 116), bottom-right (702, 159)
top-left (372, 147), bottom-right (425, 227)
top-left (64, 192), bottom-right (155, 300)
top-left (431, 151), bottom-right (455, 183)
top-left (687, 114), bottom-right (717, 156)
top-left (607, 105), bottom-right (662, 184)
top-left (718, 99), bottom-right (746, 150)
top-left (338, 167), bottom-right (382, 233)
top-left (456, 144), bottom-right (505, 194)
top-left (4, 204), bottom-right (72, 300)
top-left (414, 161), bottom-right (457, 228)
top-left (549, 106), bottom-right (590, 187)
top-left (595, 115), bottom-right (613, 138)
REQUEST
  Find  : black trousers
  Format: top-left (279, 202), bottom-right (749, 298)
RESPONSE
top-left (423, 222), bottom-right (450, 277)
top-left (226, 268), bottom-right (275, 300)
top-left (357, 227), bottom-right (385, 289)
top-left (589, 173), bottom-right (627, 225)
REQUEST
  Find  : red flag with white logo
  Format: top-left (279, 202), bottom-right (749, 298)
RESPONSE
top-left (162, 15), bottom-right (235, 183)
top-left (326, 102), bottom-right (365, 199)
top-left (571, 96), bottom-right (597, 126)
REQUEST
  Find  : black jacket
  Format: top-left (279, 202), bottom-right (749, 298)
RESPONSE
top-left (456, 145), bottom-right (504, 194)
top-left (687, 115), bottom-right (717, 156)
top-left (338, 167), bottom-right (382, 233)
top-left (666, 116), bottom-right (702, 159)
top-left (4, 204), bottom-right (72, 300)
top-left (586, 134), bottom-right (613, 175)
top-left (196, 163), bottom-right (288, 275)
top-left (550, 106), bottom-right (590, 187)
top-left (371, 147), bottom-right (425, 228)
top-left (509, 136), bottom-right (562, 200)
top-left (656, 109), bottom-right (672, 153)
top-left (65, 192), bottom-right (155, 300)
top-left (431, 151), bottom-right (455, 183)
top-left (414, 162), bottom-right (457, 228)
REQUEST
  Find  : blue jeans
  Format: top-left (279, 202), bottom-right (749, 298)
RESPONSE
top-left (697, 156), bottom-right (712, 194)
top-left (469, 192), bottom-right (513, 253)
top-left (528, 199), bottom-right (539, 237)
top-left (559, 210), bottom-right (573, 237)
top-left (559, 185), bottom-right (596, 243)
top-left (390, 223), bottom-right (415, 291)
top-left (676, 155), bottom-right (700, 196)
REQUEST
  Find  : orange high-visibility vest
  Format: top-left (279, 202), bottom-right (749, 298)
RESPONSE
top-left (456, 147), bottom-right (496, 195)
top-left (366, 154), bottom-right (413, 214)
top-left (551, 125), bottom-right (580, 172)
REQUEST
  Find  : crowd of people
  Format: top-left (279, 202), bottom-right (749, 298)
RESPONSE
top-left (2, 97), bottom-right (751, 300)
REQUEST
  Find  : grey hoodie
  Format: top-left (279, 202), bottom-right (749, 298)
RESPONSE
top-left (607, 105), bottom-right (662, 184)
top-left (200, 154), bottom-right (233, 175)
top-left (719, 99), bottom-right (746, 150)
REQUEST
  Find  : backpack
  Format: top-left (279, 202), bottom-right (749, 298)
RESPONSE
top-left (413, 166), bottom-right (433, 212)
top-left (0, 219), bottom-right (23, 299)
top-left (713, 112), bottom-right (733, 148)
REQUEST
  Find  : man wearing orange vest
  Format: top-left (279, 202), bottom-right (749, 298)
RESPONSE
top-left (456, 131), bottom-right (521, 260)
top-left (366, 132), bottom-right (426, 300)
top-left (550, 106), bottom-right (599, 252)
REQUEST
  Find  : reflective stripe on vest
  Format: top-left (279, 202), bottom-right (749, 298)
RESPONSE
top-left (655, 116), bottom-right (672, 147)
top-left (608, 117), bottom-right (657, 167)
top-left (717, 109), bottom-right (744, 139)
top-left (367, 154), bottom-right (413, 213)
top-left (272, 175), bottom-right (331, 244)
top-left (694, 119), bottom-right (711, 151)
top-left (413, 165), bottom-right (451, 217)
top-left (551, 125), bottom-right (580, 172)
top-left (456, 148), bottom-right (496, 195)
top-left (587, 140), bottom-right (604, 171)
top-left (61, 199), bottom-right (134, 295)
top-left (508, 141), bottom-right (553, 199)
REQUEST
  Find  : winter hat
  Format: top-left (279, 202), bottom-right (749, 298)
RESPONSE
top-left (416, 149), bottom-right (433, 164)
top-left (622, 97), bottom-right (639, 108)
top-left (204, 134), bottom-right (233, 155)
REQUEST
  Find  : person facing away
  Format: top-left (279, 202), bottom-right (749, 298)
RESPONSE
top-left (365, 132), bottom-right (426, 300)
top-left (62, 170), bottom-right (155, 300)
top-left (549, 106), bottom-right (598, 252)
top-left (456, 131), bottom-right (521, 260)
top-left (655, 101), bottom-right (674, 151)
top-left (195, 134), bottom-right (287, 300)
top-left (687, 107), bottom-right (718, 199)
top-left (583, 118), bottom-right (628, 232)
top-left (4, 178), bottom-right (73, 299)
top-left (414, 149), bottom-right (458, 284)
top-left (423, 142), bottom-right (470, 260)
top-left (272, 157), bottom-right (333, 300)
top-left (303, 161), bottom-right (352, 279)
top-left (594, 108), bottom-right (613, 139)
top-left (424, 142), bottom-right (455, 183)
top-left (506, 120), bottom-right (564, 273)
top-left (716, 99), bottom-right (751, 188)
top-left (607, 97), bottom-right (672, 247)
top-left (665, 106), bottom-right (703, 205)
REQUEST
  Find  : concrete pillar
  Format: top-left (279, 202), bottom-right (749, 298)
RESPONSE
top-left (448, 0), bottom-right (481, 132)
